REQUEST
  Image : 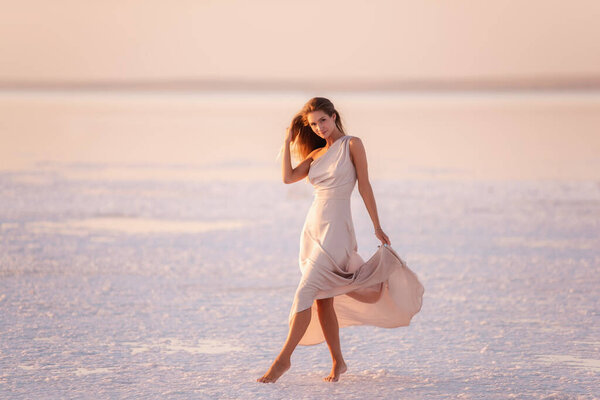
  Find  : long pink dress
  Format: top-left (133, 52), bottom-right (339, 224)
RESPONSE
top-left (290, 135), bottom-right (424, 346)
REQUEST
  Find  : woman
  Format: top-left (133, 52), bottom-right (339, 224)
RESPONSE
top-left (257, 97), bottom-right (424, 383)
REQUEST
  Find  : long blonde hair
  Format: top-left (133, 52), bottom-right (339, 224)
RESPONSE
top-left (289, 97), bottom-right (346, 162)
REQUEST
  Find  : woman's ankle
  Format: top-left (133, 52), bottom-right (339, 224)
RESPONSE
top-left (332, 357), bottom-right (345, 365)
top-left (275, 355), bottom-right (291, 365)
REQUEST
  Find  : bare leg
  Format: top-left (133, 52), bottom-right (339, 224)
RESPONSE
top-left (316, 297), bottom-right (347, 382)
top-left (257, 307), bottom-right (312, 383)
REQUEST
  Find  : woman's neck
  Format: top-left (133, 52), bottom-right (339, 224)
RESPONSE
top-left (325, 130), bottom-right (344, 148)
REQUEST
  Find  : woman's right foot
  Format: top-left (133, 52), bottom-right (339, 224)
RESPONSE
top-left (257, 358), bottom-right (291, 383)
top-left (323, 360), bottom-right (347, 382)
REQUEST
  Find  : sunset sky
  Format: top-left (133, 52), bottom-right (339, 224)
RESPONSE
top-left (1, 0), bottom-right (599, 86)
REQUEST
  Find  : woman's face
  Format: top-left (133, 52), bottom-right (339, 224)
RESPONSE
top-left (307, 110), bottom-right (336, 139)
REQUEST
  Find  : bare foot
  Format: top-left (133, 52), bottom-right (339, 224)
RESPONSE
top-left (323, 360), bottom-right (347, 382)
top-left (257, 358), bottom-right (291, 383)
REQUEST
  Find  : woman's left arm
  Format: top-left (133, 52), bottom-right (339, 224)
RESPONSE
top-left (349, 137), bottom-right (391, 246)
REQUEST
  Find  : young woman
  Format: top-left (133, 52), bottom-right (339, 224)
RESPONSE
top-left (257, 97), bottom-right (424, 383)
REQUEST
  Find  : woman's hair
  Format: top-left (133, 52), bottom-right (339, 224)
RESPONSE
top-left (289, 97), bottom-right (346, 161)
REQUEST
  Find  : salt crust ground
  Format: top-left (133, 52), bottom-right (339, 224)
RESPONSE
top-left (1, 169), bottom-right (599, 399)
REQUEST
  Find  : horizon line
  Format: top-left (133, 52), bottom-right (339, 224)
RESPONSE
top-left (1, 76), bottom-right (600, 94)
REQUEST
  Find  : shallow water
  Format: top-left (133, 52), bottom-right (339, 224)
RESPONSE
top-left (1, 90), bottom-right (600, 181)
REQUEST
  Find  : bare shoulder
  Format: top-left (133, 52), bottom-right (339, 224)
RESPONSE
top-left (307, 146), bottom-right (323, 159)
top-left (348, 136), bottom-right (365, 166)
top-left (304, 146), bottom-right (324, 164)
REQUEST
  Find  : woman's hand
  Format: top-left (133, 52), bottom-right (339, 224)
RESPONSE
top-left (284, 126), bottom-right (293, 144)
top-left (375, 227), bottom-right (391, 247)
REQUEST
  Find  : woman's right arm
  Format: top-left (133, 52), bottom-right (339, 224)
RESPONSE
top-left (282, 128), bottom-right (314, 184)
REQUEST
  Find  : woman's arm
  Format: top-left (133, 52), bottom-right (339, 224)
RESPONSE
top-left (282, 128), bottom-right (315, 184)
top-left (349, 137), bottom-right (391, 246)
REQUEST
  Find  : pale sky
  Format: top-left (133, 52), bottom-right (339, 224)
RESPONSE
top-left (1, 0), bottom-right (600, 85)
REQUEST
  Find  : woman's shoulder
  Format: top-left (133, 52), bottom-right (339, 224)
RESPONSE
top-left (346, 136), bottom-right (366, 160)
top-left (307, 146), bottom-right (325, 162)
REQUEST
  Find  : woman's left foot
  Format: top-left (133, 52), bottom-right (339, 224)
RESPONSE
top-left (324, 360), bottom-right (347, 382)
top-left (257, 358), bottom-right (291, 383)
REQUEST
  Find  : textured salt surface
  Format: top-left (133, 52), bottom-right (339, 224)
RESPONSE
top-left (26, 217), bottom-right (251, 235)
top-left (0, 169), bottom-right (599, 399)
